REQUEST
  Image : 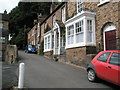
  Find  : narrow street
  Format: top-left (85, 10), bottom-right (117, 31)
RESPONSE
top-left (18, 51), bottom-right (118, 89)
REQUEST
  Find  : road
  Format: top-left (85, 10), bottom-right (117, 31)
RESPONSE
top-left (18, 51), bottom-right (119, 89)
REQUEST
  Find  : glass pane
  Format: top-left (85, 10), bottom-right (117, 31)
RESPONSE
top-left (97, 52), bottom-right (110, 62)
top-left (109, 53), bottom-right (120, 66)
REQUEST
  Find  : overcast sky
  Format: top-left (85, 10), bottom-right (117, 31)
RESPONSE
top-left (0, 0), bottom-right (20, 13)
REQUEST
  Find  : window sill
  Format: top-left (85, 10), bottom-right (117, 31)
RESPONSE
top-left (65, 43), bottom-right (96, 49)
top-left (44, 49), bottom-right (53, 52)
top-left (97, 0), bottom-right (111, 7)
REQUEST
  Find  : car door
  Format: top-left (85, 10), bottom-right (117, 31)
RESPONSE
top-left (106, 52), bottom-right (120, 85)
top-left (94, 52), bottom-right (111, 79)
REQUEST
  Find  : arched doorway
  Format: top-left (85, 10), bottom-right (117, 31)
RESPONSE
top-left (53, 23), bottom-right (61, 55)
top-left (103, 23), bottom-right (116, 50)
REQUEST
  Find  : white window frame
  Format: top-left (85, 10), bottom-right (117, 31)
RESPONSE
top-left (37, 23), bottom-right (40, 37)
top-left (87, 19), bottom-right (93, 42)
top-left (62, 6), bottom-right (66, 23)
top-left (0, 37), bottom-right (5, 43)
top-left (75, 20), bottom-right (84, 43)
top-left (44, 30), bottom-right (53, 52)
top-left (45, 37), bottom-right (47, 50)
top-left (77, 0), bottom-right (84, 13)
top-left (98, 0), bottom-right (111, 6)
top-left (0, 23), bottom-right (3, 28)
top-left (65, 11), bottom-right (96, 49)
top-left (67, 25), bottom-right (74, 45)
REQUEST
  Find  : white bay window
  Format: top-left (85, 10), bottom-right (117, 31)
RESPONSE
top-left (44, 30), bottom-right (53, 52)
top-left (65, 11), bottom-right (96, 49)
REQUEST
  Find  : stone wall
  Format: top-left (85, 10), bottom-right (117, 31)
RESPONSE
top-left (66, 47), bottom-right (96, 67)
top-left (5, 45), bottom-right (18, 64)
top-left (96, 2), bottom-right (120, 51)
top-left (44, 50), bottom-right (53, 59)
top-left (2, 21), bottom-right (9, 29)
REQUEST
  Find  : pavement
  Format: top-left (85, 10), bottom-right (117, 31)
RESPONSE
top-left (18, 51), bottom-right (119, 89)
top-left (2, 62), bottom-right (18, 88)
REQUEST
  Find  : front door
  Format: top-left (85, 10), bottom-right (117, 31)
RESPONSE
top-left (105, 30), bottom-right (116, 50)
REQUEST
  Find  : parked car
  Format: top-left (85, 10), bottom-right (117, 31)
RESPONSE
top-left (87, 50), bottom-right (120, 86)
top-left (25, 45), bottom-right (37, 53)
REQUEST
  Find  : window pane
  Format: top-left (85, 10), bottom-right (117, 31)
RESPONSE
top-left (109, 53), bottom-right (120, 66)
top-left (62, 7), bottom-right (66, 22)
top-left (77, 0), bottom-right (83, 13)
top-left (67, 25), bottom-right (74, 45)
top-left (0, 23), bottom-right (3, 28)
top-left (75, 20), bottom-right (84, 43)
top-left (97, 52), bottom-right (110, 62)
top-left (0, 37), bottom-right (5, 43)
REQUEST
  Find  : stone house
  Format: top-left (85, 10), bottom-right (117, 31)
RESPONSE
top-left (27, 25), bottom-right (37, 46)
top-left (29, 0), bottom-right (120, 67)
top-left (0, 10), bottom-right (9, 61)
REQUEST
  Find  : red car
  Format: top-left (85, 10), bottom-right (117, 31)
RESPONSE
top-left (87, 50), bottom-right (120, 86)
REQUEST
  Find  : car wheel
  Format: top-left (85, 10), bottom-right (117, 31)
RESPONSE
top-left (87, 69), bottom-right (97, 82)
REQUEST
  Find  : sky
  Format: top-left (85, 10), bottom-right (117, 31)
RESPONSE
top-left (0, 0), bottom-right (20, 13)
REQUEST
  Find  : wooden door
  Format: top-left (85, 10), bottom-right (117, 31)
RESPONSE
top-left (105, 30), bottom-right (116, 50)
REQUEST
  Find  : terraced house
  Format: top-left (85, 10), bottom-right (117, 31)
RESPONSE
top-left (0, 10), bottom-right (9, 61)
top-left (28, 0), bottom-right (120, 66)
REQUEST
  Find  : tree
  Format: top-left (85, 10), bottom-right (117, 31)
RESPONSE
top-left (9, 2), bottom-right (52, 49)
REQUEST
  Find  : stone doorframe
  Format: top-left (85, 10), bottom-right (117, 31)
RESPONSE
top-left (103, 23), bottom-right (116, 51)
top-left (53, 22), bottom-right (61, 55)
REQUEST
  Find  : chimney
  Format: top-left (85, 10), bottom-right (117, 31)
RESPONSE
top-left (50, 0), bottom-right (56, 13)
top-left (4, 9), bottom-right (7, 14)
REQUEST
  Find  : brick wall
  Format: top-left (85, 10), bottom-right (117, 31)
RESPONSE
top-left (67, 1), bottom-right (76, 20)
top-left (27, 25), bottom-right (37, 46)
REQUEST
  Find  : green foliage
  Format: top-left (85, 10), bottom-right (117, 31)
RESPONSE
top-left (9, 2), bottom-right (52, 49)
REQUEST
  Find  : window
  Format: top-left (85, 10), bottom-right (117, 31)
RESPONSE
top-left (44, 34), bottom-right (52, 51)
top-left (45, 37), bottom-right (47, 49)
top-left (0, 37), bottom-right (5, 43)
top-left (47, 36), bottom-right (50, 49)
top-left (75, 20), bottom-right (84, 43)
top-left (77, 0), bottom-right (84, 13)
top-left (98, 0), bottom-right (111, 6)
top-left (97, 52), bottom-right (110, 62)
top-left (0, 23), bottom-right (3, 28)
top-left (52, 14), bottom-right (56, 27)
top-left (67, 25), bottom-right (74, 45)
top-left (52, 35), bottom-right (54, 48)
top-left (62, 6), bottom-right (66, 23)
top-left (109, 53), bottom-right (120, 66)
top-left (87, 20), bottom-right (93, 42)
top-left (37, 23), bottom-right (40, 37)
